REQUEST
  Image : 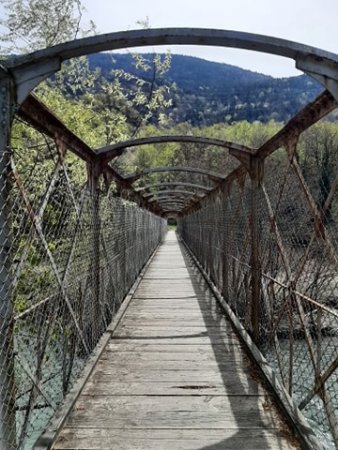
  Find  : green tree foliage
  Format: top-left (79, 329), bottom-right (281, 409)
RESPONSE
top-left (0, 0), bottom-right (95, 53)
top-left (88, 53), bottom-right (322, 126)
top-left (298, 122), bottom-right (338, 224)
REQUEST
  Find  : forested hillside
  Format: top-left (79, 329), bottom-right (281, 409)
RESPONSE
top-left (88, 53), bottom-right (322, 125)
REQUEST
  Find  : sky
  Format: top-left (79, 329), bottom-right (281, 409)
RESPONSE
top-left (81, 0), bottom-right (338, 77)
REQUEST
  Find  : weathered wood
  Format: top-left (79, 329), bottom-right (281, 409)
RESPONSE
top-left (53, 231), bottom-right (300, 450)
top-left (82, 379), bottom-right (264, 396)
top-left (105, 342), bottom-right (241, 353)
top-left (54, 428), bottom-right (296, 450)
top-left (65, 394), bottom-right (284, 427)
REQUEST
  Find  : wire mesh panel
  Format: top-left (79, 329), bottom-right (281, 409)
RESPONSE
top-left (0, 128), bottom-right (166, 450)
top-left (178, 138), bottom-right (338, 449)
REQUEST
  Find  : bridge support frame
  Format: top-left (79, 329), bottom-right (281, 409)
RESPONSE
top-left (248, 157), bottom-right (264, 343)
top-left (87, 163), bottom-right (102, 348)
top-left (230, 148), bottom-right (264, 343)
top-left (0, 75), bottom-right (17, 450)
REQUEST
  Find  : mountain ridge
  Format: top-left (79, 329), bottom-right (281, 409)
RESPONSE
top-left (88, 53), bottom-right (322, 125)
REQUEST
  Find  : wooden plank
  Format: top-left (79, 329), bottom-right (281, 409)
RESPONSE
top-left (54, 428), bottom-right (298, 450)
top-left (93, 359), bottom-right (250, 372)
top-left (123, 312), bottom-right (221, 319)
top-left (110, 337), bottom-right (239, 345)
top-left (99, 349), bottom-right (243, 362)
top-left (142, 275), bottom-right (191, 279)
top-left (126, 300), bottom-right (219, 309)
top-left (64, 395), bottom-right (283, 429)
top-left (81, 379), bottom-right (264, 396)
top-left (115, 325), bottom-right (237, 337)
top-left (133, 291), bottom-right (198, 298)
top-left (52, 231), bottom-right (300, 450)
top-left (122, 312), bottom-right (230, 322)
top-left (105, 342), bottom-right (242, 353)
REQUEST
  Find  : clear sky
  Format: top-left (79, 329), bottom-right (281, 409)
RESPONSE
top-left (81, 0), bottom-right (338, 77)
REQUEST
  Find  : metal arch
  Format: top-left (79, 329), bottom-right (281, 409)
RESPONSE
top-left (143, 189), bottom-right (204, 199)
top-left (154, 202), bottom-right (191, 208)
top-left (126, 166), bottom-right (226, 183)
top-left (136, 182), bottom-right (213, 192)
top-left (152, 202), bottom-right (198, 211)
top-left (158, 199), bottom-right (187, 204)
top-left (95, 135), bottom-right (254, 162)
top-left (162, 208), bottom-right (183, 212)
top-left (4, 28), bottom-right (338, 102)
top-left (161, 209), bottom-right (182, 216)
top-left (155, 199), bottom-right (191, 206)
top-left (149, 196), bottom-right (196, 205)
top-left (148, 194), bottom-right (201, 203)
top-left (160, 208), bottom-right (185, 214)
top-left (158, 203), bottom-right (187, 211)
top-left (157, 200), bottom-right (190, 211)
top-left (159, 205), bottom-right (187, 211)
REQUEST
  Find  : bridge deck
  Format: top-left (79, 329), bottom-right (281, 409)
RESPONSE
top-left (54, 231), bottom-right (299, 449)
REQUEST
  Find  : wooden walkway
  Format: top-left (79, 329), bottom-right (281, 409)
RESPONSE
top-left (54, 231), bottom-right (299, 450)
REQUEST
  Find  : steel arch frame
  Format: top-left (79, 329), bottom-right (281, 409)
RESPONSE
top-left (95, 135), bottom-right (253, 163)
top-left (125, 166), bottom-right (226, 183)
top-left (3, 28), bottom-right (338, 104)
top-left (136, 182), bottom-right (213, 192)
top-left (143, 189), bottom-right (204, 199)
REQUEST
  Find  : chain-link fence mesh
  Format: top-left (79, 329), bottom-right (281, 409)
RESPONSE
top-left (178, 138), bottom-right (338, 449)
top-left (0, 128), bottom-right (166, 450)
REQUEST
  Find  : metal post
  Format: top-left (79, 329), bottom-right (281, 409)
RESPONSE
top-left (88, 164), bottom-right (102, 348)
top-left (0, 74), bottom-right (17, 449)
top-left (222, 197), bottom-right (229, 302)
top-left (249, 157), bottom-right (263, 343)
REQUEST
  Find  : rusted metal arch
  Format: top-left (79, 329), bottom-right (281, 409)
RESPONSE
top-left (161, 207), bottom-right (184, 214)
top-left (160, 202), bottom-right (184, 206)
top-left (150, 196), bottom-right (198, 205)
top-left (158, 198), bottom-right (188, 203)
top-left (150, 195), bottom-right (197, 205)
top-left (136, 182), bottom-right (213, 193)
top-left (95, 135), bottom-right (254, 163)
top-left (126, 166), bottom-right (226, 184)
top-left (179, 91), bottom-right (338, 218)
top-left (157, 201), bottom-right (190, 212)
top-left (4, 28), bottom-right (338, 104)
top-left (157, 200), bottom-right (191, 213)
top-left (160, 208), bottom-right (185, 214)
top-left (161, 209), bottom-right (182, 216)
top-left (159, 203), bottom-right (187, 208)
top-left (154, 195), bottom-right (192, 203)
top-left (152, 200), bottom-right (200, 214)
top-left (147, 194), bottom-right (202, 204)
top-left (152, 200), bottom-right (198, 215)
top-left (16, 90), bottom-right (338, 221)
top-left (16, 95), bottom-right (160, 214)
top-left (144, 189), bottom-right (205, 199)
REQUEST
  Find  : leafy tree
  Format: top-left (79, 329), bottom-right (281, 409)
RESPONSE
top-left (299, 122), bottom-right (338, 224)
top-left (0, 0), bottom-right (95, 54)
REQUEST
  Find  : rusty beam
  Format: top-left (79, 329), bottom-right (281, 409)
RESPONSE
top-left (17, 94), bottom-right (159, 215)
top-left (126, 166), bottom-right (226, 184)
top-left (136, 182), bottom-right (214, 192)
top-left (18, 94), bottom-right (96, 164)
top-left (182, 90), bottom-right (337, 216)
top-left (144, 189), bottom-right (204, 199)
top-left (96, 135), bottom-right (253, 163)
top-left (255, 90), bottom-right (337, 160)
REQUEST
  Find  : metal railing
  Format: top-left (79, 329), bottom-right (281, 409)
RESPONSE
top-left (0, 130), bottom-right (166, 449)
top-left (178, 138), bottom-right (338, 449)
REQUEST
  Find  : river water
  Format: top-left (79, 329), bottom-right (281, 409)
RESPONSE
top-left (264, 337), bottom-right (337, 450)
